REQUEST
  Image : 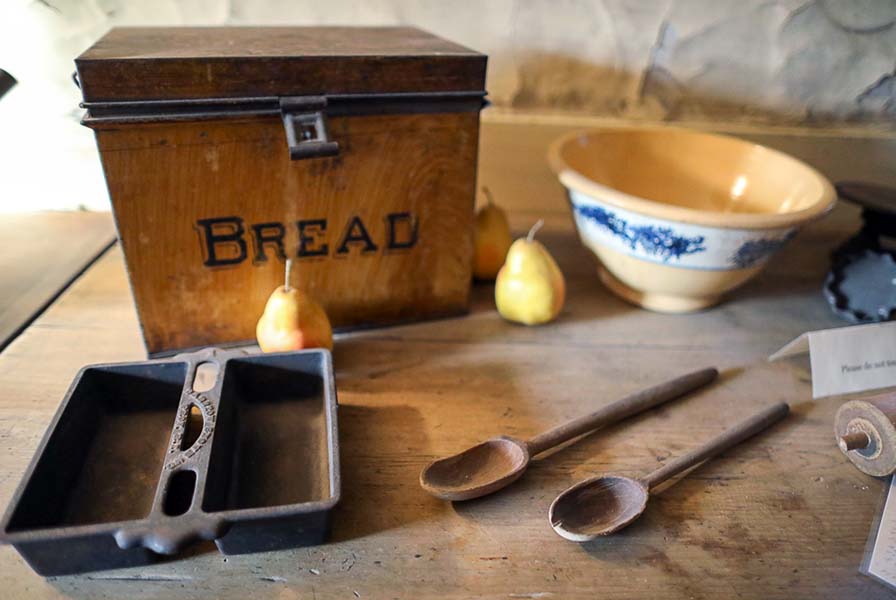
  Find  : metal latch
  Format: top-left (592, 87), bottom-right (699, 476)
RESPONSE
top-left (279, 96), bottom-right (340, 160)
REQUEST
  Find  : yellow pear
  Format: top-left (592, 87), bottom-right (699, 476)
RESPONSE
top-left (256, 259), bottom-right (333, 352)
top-left (495, 220), bottom-right (565, 325)
top-left (473, 187), bottom-right (512, 280)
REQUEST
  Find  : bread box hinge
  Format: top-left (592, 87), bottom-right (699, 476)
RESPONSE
top-left (279, 96), bottom-right (340, 161)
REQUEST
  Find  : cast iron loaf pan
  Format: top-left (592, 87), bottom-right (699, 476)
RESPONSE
top-left (0, 347), bottom-right (340, 576)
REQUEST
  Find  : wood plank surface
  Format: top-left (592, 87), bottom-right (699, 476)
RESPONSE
top-left (0, 211), bottom-right (116, 351)
top-left (0, 129), bottom-right (891, 598)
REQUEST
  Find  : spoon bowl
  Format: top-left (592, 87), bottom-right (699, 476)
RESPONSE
top-left (549, 475), bottom-right (648, 541)
top-left (420, 437), bottom-right (529, 501)
top-left (548, 402), bottom-right (789, 542)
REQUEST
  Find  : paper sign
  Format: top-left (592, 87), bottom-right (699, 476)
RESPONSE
top-left (865, 476), bottom-right (896, 590)
top-left (769, 322), bottom-right (896, 398)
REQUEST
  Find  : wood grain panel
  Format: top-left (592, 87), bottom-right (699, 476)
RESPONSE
top-left (94, 112), bottom-right (479, 355)
top-left (75, 27), bottom-right (486, 101)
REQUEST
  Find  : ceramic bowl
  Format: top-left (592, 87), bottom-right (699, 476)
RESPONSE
top-left (548, 127), bottom-right (836, 312)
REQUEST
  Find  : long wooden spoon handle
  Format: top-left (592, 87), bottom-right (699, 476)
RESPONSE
top-left (525, 367), bottom-right (718, 456)
top-left (642, 401), bottom-right (789, 490)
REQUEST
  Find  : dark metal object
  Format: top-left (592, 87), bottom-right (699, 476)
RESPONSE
top-left (825, 182), bottom-right (896, 323)
top-left (79, 90), bottom-right (487, 161)
top-left (825, 250), bottom-right (896, 322)
top-left (0, 347), bottom-right (340, 576)
top-left (280, 96), bottom-right (339, 160)
top-left (0, 69), bottom-right (17, 100)
top-left (837, 182), bottom-right (896, 217)
top-left (80, 91), bottom-right (487, 122)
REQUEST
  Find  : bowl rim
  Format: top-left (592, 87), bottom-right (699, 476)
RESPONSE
top-left (547, 125), bottom-right (837, 230)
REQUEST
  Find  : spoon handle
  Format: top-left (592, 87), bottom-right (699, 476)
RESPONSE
top-left (525, 367), bottom-right (718, 456)
top-left (642, 401), bottom-right (789, 490)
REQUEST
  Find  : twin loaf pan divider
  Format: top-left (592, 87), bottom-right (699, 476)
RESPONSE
top-left (0, 347), bottom-right (340, 576)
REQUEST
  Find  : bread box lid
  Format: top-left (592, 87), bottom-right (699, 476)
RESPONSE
top-left (75, 26), bottom-right (487, 102)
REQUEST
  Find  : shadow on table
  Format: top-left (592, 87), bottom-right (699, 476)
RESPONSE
top-left (329, 403), bottom-right (440, 542)
top-left (328, 353), bottom-right (541, 536)
top-left (332, 346), bottom-right (548, 543)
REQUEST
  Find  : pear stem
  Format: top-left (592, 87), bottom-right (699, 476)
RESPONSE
top-left (284, 258), bottom-right (293, 291)
top-left (527, 219), bottom-right (544, 242)
top-left (482, 186), bottom-right (495, 207)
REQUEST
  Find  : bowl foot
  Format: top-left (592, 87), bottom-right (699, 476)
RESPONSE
top-left (596, 265), bottom-right (721, 313)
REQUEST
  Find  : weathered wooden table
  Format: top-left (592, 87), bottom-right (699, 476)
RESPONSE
top-left (0, 190), bottom-right (890, 598)
top-left (0, 211), bottom-right (115, 351)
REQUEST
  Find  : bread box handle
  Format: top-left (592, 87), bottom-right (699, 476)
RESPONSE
top-left (280, 96), bottom-right (340, 160)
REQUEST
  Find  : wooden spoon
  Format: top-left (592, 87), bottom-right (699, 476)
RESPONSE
top-left (549, 401), bottom-right (789, 541)
top-left (420, 367), bottom-right (718, 501)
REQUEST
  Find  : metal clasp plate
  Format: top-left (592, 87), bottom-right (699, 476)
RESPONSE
top-left (279, 96), bottom-right (340, 160)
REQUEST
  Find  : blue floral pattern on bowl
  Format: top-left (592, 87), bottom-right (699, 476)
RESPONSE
top-left (574, 204), bottom-right (706, 262)
top-left (728, 233), bottom-right (796, 269)
top-left (568, 190), bottom-right (795, 271)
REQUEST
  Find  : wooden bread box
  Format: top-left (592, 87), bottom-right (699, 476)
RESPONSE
top-left (75, 27), bottom-right (487, 356)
